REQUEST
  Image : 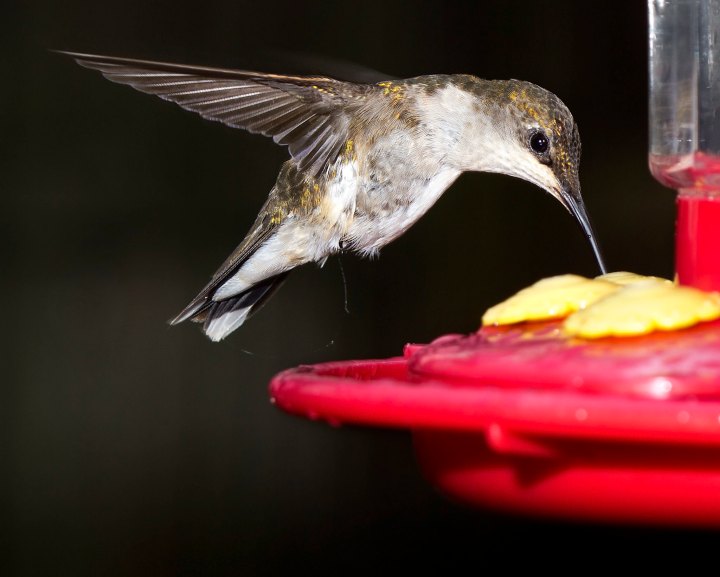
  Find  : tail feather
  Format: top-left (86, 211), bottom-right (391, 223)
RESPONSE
top-left (182, 272), bottom-right (289, 342)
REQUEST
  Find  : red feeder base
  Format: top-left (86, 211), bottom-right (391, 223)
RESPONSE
top-left (270, 320), bottom-right (720, 526)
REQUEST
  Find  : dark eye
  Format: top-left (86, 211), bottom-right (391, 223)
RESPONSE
top-left (530, 131), bottom-right (549, 154)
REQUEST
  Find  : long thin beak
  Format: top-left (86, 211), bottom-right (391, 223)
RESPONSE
top-left (560, 189), bottom-right (607, 274)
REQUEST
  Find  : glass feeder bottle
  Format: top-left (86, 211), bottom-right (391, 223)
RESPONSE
top-left (649, 0), bottom-right (720, 290)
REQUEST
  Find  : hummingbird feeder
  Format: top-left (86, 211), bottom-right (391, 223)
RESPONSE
top-left (270, 0), bottom-right (720, 526)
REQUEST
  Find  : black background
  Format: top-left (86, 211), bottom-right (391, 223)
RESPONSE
top-left (6, 1), bottom-right (712, 575)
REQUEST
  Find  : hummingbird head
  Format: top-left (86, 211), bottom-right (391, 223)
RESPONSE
top-left (457, 78), bottom-right (605, 272)
top-left (502, 81), bottom-right (582, 208)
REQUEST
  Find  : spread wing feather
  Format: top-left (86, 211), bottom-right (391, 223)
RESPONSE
top-left (58, 51), bottom-right (373, 176)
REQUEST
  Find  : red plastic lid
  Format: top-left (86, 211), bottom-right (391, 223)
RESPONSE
top-left (411, 319), bottom-right (720, 400)
top-left (272, 320), bottom-right (720, 445)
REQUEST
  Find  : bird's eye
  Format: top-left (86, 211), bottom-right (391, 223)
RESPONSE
top-left (530, 131), bottom-right (549, 154)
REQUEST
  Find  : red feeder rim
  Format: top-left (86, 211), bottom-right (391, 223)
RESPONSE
top-left (270, 319), bottom-right (720, 526)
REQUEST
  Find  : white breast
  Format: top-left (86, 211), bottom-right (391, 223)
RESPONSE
top-left (213, 158), bottom-right (359, 300)
top-left (348, 166), bottom-right (460, 256)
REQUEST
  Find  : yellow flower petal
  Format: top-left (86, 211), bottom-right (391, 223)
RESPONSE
top-left (564, 280), bottom-right (720, 338)
top-left (595, 271), bottom-right (672, 286)
top-left (481, 274), bottom-right (618, 326)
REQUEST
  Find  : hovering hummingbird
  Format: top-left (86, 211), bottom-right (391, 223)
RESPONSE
top-left (59, 51), bottom-right (606, 341)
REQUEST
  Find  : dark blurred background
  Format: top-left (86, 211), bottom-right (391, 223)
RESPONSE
top-left (6, 1), bottom-right (711, 575)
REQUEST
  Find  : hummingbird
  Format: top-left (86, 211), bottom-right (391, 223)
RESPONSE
top-left (59, 51), bottom-right (606, 341)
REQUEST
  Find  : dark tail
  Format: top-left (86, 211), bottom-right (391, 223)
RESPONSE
top-left (171, 272), bottom-right (289, 342)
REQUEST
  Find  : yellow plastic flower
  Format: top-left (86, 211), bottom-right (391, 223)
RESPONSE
top-left (564, 280), bottom-right (720, 338)
top-left (595, 271), bottom-right (672, 286)
top-left (481, 274), bottom-right (618, 326)
top-left (481, 271), bottom-right (720, 338)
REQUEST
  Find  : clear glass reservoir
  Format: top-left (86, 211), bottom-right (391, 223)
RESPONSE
top-left (649, 0), bottom-right (720, 290)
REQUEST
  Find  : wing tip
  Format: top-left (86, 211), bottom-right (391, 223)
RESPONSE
top-left (50, 49), bottom-right (112, 64)
top-left (167, 297), bottom-right (210, 326)
top-left (169, 272), bottom-right (290, 340)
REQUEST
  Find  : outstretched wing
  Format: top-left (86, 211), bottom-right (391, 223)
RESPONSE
top-left (58, 51), bottom-right (371, 176)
